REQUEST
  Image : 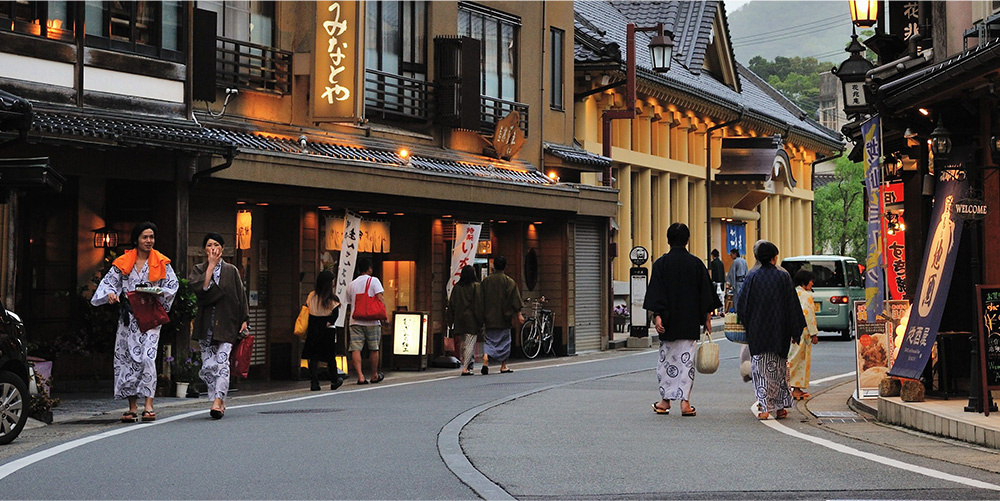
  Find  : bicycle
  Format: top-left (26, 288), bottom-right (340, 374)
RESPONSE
top-left (520, 296), bottom-right (554, 359)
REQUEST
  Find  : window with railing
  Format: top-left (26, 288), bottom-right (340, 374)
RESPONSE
top-left (364, 1), bottom-right (430, 121)
top-left (0, 1), bottom-right (76, 42)
top-left (458, 2), bottom-right (527, 135)
top-left (215, 36), bottom-right (291, 94)
top-left (84, 1), bottom-right (184, 62)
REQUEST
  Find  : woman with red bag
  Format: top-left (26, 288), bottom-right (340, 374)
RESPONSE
top-left (189, 233), bottom-right (249, 420)
top-left (92, 222), bottom-right (179, 423)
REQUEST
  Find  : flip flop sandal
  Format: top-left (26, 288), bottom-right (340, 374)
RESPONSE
top-left (121, 411), bottom-right (139, 423)
top-left (757, 412), bottom-right (770, 420)
top-left (357, 379), bottom-right (369, 385)
top-left (210, 407), bottom-right (224, 420)
top-left (681, 407), bottom-right (697, 417)
top-left (371, 373), bottom-right (384, 383)
top-left (776, 409), bottom-right (789, 420)
top-left (481, 366), bottom-right (489, 375)
top-left (651, 403), bottom-right (669, 415)
top-left (500, 369), bottom-right (513, 374)
top-left (141, 410), bottom-right (156, 422)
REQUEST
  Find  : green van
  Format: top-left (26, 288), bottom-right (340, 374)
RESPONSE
top-left (780, 255), bottom-right (865, 340)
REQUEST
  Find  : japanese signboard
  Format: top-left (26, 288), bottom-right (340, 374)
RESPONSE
top-left (726, 223), bottom-right (746, 256)
top-left (888, 160), bottom-right (969, 380)
top-left (313, 1), bottom-right (360, 121)
top-left (861, 116), bottom-right (885, 319)
top-left (883, 181), bottom-right (906, 300)
top-left (334, 210), bottom-right (361, 327)
top-left (889, 1), bottom-right (923, 41)
top-left (392, 311), bottom-right (428, 370)
top-left (855, 300), bottom-right (890, 399)
top-left (977, 285), bottom-right (1000, 415)
top-left (446, 223), bottom-right (482, 299)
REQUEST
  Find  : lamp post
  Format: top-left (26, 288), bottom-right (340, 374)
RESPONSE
top-left (601, 23), bottom-right (674, 186)
top-left (832, 32), bottom-right (875, 119)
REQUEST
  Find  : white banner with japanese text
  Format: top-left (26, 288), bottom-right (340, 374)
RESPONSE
top-left (446, 223), bottom-right (482, 299)
top-left (334, 210), bottom-right (361, 327)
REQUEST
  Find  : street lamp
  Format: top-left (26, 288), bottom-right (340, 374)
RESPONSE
top-left (602, 22), bottom-right (675, 185)
top-left (833, 32), bottom-right (875, 117)
top-left (849, 0), bottom-right (879, 28)
top-left (930, 118), bottom-right (952, 158)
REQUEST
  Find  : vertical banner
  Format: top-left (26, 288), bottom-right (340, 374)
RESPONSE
top-left (888, 160), bottom-right (969, 379)
top-left (334, 211), bottom-right (362, 327)
top-left (313, 1), bottom-right (359, 121)
top-left (861, 116), bottom-right (885, 319)
top-left (882, 181), bottom-right (906, 300)
top-left (726, 223), bottom-right (746, 256)
top-left (446, 223), bottom-right (482, 299)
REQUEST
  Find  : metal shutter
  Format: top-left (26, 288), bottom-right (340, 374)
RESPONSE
top-left (574, 219), bottom-right (603, 352)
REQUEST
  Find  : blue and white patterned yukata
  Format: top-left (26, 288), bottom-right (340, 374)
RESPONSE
top-left (92, 261), bottom-right (178, 400)
top-left (656, 338), bottom-right (698, 401)
top-left (199, 261), bottom-right (232, 401)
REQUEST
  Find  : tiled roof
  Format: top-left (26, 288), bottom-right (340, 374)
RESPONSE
top-left (877, 37), bottom-right (1000, 109)
top-left (17, 108), bottom-right (554, 186)
top-left (544, 141), bottom-right (612, 169)
top-left (574, 1), bottom-right (842, 151)
top-left (718, 136), bottom-right (795, 186)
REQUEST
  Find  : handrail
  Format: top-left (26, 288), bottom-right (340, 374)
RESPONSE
top-left (215, 36), bottom-right (293, 95)
top-left (364, 69), bottom-right (434, 121)
top-left (479, 95), bottom-right (529, 136)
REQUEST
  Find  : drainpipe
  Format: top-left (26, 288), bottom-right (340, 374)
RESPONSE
top-left (809, 150), bottom-right (843, 253)
top-left (190, 146), bottom-right (238, 186)
top-left (602, 25), bottom-right (639, 186)
top-left (705, 105), bottom-right (745, 258)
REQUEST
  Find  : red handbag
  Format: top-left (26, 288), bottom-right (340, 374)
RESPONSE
top-left (352, 276), bottom-right (387, 321)
top-left (233, 334), bottom-right (254, 379)
top-left (125, 291), bottom-right (170, 332)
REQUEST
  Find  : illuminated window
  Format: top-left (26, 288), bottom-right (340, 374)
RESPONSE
top-left (458, 2), bottom-right (519, 102)
top-left (382, 261), bottom-right (416, 314)
top-left (0, 1), bottom-right (76, 41)
top-left (84, 1), bottom-right (184, 62)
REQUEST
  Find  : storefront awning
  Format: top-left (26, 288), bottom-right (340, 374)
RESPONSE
top-left (0, 157), bottom-right (64, 192)
top-left (878, 38), bottom-right (1000, 110)
top-left (543, 141), bottom-right (611, 171)
top-left (717, 135), bottom-right (795, 187)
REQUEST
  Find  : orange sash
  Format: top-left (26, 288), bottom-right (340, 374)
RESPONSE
top-left (113, 249), bottom-right (171, 282)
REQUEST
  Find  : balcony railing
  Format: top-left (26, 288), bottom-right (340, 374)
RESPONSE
top-left (364, 69), bottom-right (434, 122)
top-left (480, 95), bottom-right (529, 136)
top-left (216, 36), bottom-right (292, 95)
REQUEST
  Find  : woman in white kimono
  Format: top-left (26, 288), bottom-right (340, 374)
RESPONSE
top-left (788, 269), bottom-right (819, 400)
top-left (92, 222), bottom-right (178, 423)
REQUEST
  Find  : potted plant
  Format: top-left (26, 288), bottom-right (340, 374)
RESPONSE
top-left (613, 304), bottom-right (630, 332)
top-left (166, 347), bottom-right (201, 398)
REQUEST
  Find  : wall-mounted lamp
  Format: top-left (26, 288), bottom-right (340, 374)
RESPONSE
top-left (547, 171), bottom-right (559, 182)
top-left (989, 135), bottom-right (1000, 165)
top-left (398, 148), bottom-right (410, 165)
top-left (930, 118), bottom-right (952, 157)
top-left (236, 209), bottom-right (252, 250)
top-left (93, 227), bottom-right (118, 249)
top-left (885, 212), bottom-right (905, 235)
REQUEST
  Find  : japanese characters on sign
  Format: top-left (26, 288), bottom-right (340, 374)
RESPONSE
top-left (882, 182), bottom-right (905, 300)
top-left (334, 210), bottom-right (361, 327)
top-left (446, 223), bottom-right (482, 299)
top-left (977, 285), bottom-right (1000, 415)
top-left (861, 116), bottom-right (885, 319)
top-left (889, 1), bottom-right (922, 41)
top-left (313, 1), bottom-right (358, 121)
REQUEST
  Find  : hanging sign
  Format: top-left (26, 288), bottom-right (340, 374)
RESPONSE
top-left (334, 210), bottom-right (361, 327)
top-left (953, 198), bottom-right (988, 221)
top-left (446, 222), bottom-right (482, 299)
top-left (862, 116), bottom-right (885, 319)
top-left (492, 112), bottom-right (526, 160)
top-left (888, 160), bottom-right (969, 380)
top-left (313, 1), bottom-right (359, 122)
top-left (726, 223), bottom-right (746, 256)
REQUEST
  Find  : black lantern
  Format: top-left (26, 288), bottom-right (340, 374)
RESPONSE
top-left (930, 118), bottom-right (952, 157)
top-left (833, 32), bottom-right (875, 117)
top-left (989, 135), bottom-right (1000, 165)
top-left (849, 0), bottom-right (879, 28)
top-left (93, 227), bottom-right (118, 248)
top-left (648, 29), bottom-right (674, 73)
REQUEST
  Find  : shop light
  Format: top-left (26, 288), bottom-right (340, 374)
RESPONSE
top-left (393, 212), bottom-right (405, 216)
top-left (359, 210), bottom-right (371, 214)
top-left (256, 202), bottom-right (269, 206)
top-left (318, 205), bottom-right (331, 211)
top-left (547, 171), bottom-right (558, 181)
top-left (918, 108), bottom-right (929, 116)
top-left (236, 201), bottom-right (246, 205)
top-left (497, 220), bottom-right (508, 224)
top-left (442, 214), bottom-right (452, 218)
top-left (93, 227), bottom-right (118, 249)
top-left (533, 221), bottom-right (543, 225)
top-left (377, 211), bottom-right (388, 215)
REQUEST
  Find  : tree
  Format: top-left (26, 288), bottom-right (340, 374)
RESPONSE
top-left (747, 55), bottom-right (835, 118)
top-left (814, 156), bottom-right (865, 262)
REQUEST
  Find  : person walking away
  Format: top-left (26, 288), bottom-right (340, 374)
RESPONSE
top-left (189, 233), bottom-right (250, 419)
top-left (709, 249), bottom-right (725, 316)
top-left (92, 222), bottom-right (179, 423)
top-left (302, 270), bottom-right (343, 391)
top-left (726, 248), bottom-right (748, 302)
top-left (643, 223), bottom-right (721, 417)
top-left (736, 241), bottom-right (806, 420)
top-left (789, 269), bottom-right (819, 400)
top-left (347, 258), bottom-right (385, 384)
top-left (449, 265), bottom-right (484, 376)
top-left (480, 255), bottom-right (523, 374)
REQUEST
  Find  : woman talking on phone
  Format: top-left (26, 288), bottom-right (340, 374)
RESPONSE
top-left (189, 233), bottom-right (249, 419)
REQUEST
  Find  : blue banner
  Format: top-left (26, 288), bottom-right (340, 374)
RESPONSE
top-left (862, 116), bottom-right (885, 319)
top-left (888, 157), bottom-right (969, 380)
top-left (726, 223), bottom-right (746, 256)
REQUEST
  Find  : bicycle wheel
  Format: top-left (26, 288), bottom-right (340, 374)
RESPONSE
top-left (520, 320), bottom-right (541, 359)
top-left (540, 316), bottom-right (554, 356)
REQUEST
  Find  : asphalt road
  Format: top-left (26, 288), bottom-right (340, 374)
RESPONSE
top-left (2, 335), bottom-right (1000, 499)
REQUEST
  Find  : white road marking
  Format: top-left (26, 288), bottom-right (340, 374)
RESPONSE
top-left (750, 402), bottom-right (1000, 491)
top-left (810, 371), bottom-right (856, 384)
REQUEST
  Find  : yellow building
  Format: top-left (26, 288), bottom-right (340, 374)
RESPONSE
top-left (572, 2), bottom-right (843, 287)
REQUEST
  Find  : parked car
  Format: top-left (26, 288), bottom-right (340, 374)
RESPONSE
top-left (0, 308), bottom-right (29, 444)
top-left (780, 255), bottom-right (865, 340)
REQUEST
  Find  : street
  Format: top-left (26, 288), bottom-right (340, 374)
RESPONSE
top-left (2, 337), bottom-right (1000, 499)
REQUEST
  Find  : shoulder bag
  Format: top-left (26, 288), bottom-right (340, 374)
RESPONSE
top-left (293, 305), bottom-right (309, 338)
top-left (352, 276), bottom-right (387, 322)
top-left (125, 291), bottom-right (170, 332)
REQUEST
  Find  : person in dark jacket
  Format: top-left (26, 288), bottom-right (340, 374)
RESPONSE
top-left (302, 270), bottom-right (343, 391)
top-left (643, 223), bottom-right (721, 417)
top-left (189, 233), bottom-right (249, 420)
top-left (449, 265), bottom-right (484, 376)
top-left (480, 256), bottom-right (523, 374)
top-left (709, 249), bottom-right (725, 316)
top-left (736, 240), bottom-right (806, 420)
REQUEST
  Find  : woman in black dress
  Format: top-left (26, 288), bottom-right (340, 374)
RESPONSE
top-left (302, 270), bottom-right (343, 391)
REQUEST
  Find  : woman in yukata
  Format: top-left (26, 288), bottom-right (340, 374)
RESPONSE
top-left (189, 233), bottom-right (249, 419)
top-left (788, 269), bottom-right (819, 401)
top-left (92, 222), bottom-right (179, 423)
top-left (736, 240), bottom-right (805, 420)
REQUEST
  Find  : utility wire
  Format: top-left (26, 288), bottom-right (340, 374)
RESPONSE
top-left (734, 21), bottom-right (846, 47)
top-left (731, 13), bottom-right (846, 43)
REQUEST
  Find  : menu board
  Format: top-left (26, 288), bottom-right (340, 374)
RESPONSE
top-left (855, 301), bottom-right (890, 399)
top-left (977, 285), bottom-right (1000, 415)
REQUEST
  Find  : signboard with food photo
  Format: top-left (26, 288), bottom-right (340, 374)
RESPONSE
top-left (977, 285), bottom-right (1000, 415)
top-left (855, 301), bottom-right (889, 398)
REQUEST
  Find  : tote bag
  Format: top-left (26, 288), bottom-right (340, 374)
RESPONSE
top-left (352, 276), bottom-right (387, 322)
top-left (696, 332), bottom-right (719, 374)
top-left (233, 334), bottom-right (255, 379)
top-left (293, 305), bottom-right (309, 338)
top-left (125, 291), bottom-right (170, 332)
